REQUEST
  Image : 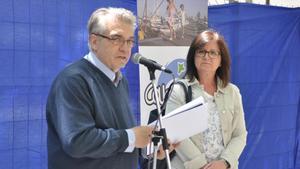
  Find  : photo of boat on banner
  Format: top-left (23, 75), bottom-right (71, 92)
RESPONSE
top-left (137, 0), bottom-right (208, 46)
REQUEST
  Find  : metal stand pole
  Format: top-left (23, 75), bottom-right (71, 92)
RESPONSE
top-left (147, 67), bottom-right (172, 169)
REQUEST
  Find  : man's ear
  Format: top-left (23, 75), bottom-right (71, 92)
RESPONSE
top-left (89, 34), bottom-right (98, 51)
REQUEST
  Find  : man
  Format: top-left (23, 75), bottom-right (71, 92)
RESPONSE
top-left (46, 7), bottom-right (153, 169)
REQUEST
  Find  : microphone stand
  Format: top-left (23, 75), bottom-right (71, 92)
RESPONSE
top-left (147, 67), bottom-right (172, 169)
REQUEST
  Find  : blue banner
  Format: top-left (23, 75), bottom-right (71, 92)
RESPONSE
top-left (0, 0), bottom-right (138, 169)
top-left (209, 3), bottom-right (300, 169)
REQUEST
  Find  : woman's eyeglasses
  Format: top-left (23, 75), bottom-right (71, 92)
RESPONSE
top-left (196, 49), bottom-right (220, 59)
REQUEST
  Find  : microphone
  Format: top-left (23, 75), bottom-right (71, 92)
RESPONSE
top-left (131, 53), bottom-right (172, 74)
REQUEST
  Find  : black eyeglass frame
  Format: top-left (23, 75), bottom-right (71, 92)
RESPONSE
top-left (92, 33), bottom-right (135, 47)
top-left (196, 49), bottom-right (221, 59)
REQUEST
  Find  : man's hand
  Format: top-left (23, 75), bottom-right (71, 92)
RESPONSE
top-left (132, 126), bottom-right (153, 148)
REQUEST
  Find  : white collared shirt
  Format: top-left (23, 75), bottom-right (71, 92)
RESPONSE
top-left (84, 52), bottom-right (122, 86)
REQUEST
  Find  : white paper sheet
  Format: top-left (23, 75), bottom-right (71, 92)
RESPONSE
top-left (150, 96), bottom-right (209, 143)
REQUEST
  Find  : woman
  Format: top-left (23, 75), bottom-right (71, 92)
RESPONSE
top-left (165, 30), bottom-right (247, 169)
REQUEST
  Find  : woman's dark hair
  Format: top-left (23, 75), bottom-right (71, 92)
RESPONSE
top-left (184, 29), bottom-right (231, 87)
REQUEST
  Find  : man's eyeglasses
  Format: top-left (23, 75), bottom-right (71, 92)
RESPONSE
top-left (92, 33), bottom-right (135, 47)
top-left (196, 49), bottom-right (220, 59)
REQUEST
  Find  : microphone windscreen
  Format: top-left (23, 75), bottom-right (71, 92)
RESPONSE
top-left (131, 53), bottom-right (142, 64)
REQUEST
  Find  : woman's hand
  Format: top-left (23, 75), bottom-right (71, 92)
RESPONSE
top-left (157, 141), bottom-right (180, 160)
top-left (202, 160), bottom-right (228, 169)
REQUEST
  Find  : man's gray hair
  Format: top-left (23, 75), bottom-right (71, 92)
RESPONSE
top-left (87, 7), bottom-right (136, 35)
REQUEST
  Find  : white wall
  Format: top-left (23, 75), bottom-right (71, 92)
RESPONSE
top-left (208, 0), bottom-right (300, 8)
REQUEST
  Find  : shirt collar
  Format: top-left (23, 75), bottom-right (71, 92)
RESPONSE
top-left (188, 76), bottom-right (226, 94)
top-left (216, 77), bottom-right (225, 94)
top-left (84, 52), bottom-right (122, 84)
